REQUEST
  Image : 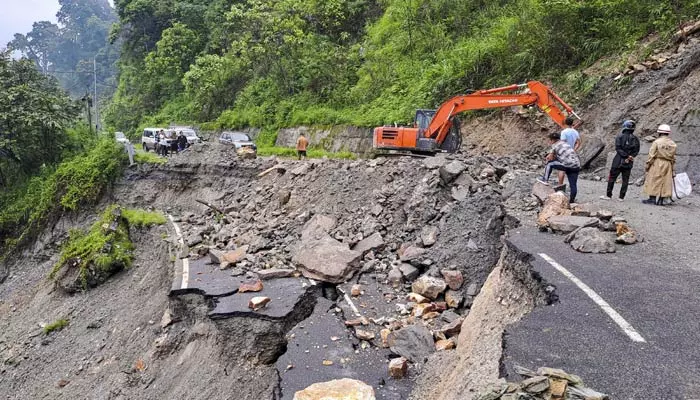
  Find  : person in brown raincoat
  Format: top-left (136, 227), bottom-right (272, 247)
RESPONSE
top-left (643, 124), bottom-right (677, 205)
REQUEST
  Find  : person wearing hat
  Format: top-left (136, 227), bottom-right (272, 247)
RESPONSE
top-left (643, 124), bottom-right (677, 205)
top-left (600, 120), bottom-right (640, 201)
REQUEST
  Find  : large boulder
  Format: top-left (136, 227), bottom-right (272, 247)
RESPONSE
top-left (400, 245), bottom-right (427, 262)
top-left (411, 275), bottom-right (447, 300)
top-left (293, 235), bottom-right (362, 284)
top-left (387, 324), bottom-right (435, 363)
top-left (578, 135), bottom-right (606, 168)
top-left (439, 160), bottom-right (468, 184)
top-left (352, 232), bottom-right (385, 255)
top-left (294, 214), bottom-right (361, 283)
top-left (537, 192), bottom-right (570, 228)
top-left (569, 227), bottom-right (616, 253)
top-left (293, 379), bottom-right (376, 400)
top-left (423, 154), bottom-right (448, 170)
top-left (547, 216), bottom-right (600, 234)
top-left (532, 181), bottom-right (555, 204)
top-left (420, 226), bottom-right (439, 247)
top-left (302, 214), bottom-right (337, 240)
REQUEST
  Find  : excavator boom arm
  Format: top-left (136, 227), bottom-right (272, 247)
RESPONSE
top-left (428, 81), bottom-right (578, 145)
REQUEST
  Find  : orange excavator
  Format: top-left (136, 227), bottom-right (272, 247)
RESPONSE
top-left (373, 81), bottom-right (582, 154)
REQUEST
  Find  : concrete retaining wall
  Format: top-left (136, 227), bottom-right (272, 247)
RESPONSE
top-left (275, 125), bottom-right (373, 154)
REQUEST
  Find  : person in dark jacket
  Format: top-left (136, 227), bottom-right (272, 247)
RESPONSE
top-left (600, 120), bottom-right (640, 201)
top-left (177, 131), bottom-right (188, 152)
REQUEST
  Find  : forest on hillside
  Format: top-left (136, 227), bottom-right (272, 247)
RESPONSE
top-left (104, 0), bottom-right (700, 137)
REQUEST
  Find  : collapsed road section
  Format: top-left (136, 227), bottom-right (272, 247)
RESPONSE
top-left (137, 144), bottom-right (559, 399)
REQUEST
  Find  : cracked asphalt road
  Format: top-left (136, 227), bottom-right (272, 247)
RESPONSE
top-left (501, 180), bottom-right (700, 399)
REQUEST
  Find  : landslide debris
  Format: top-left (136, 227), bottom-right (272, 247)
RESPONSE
top-left (411, 242), bottom-right (555, 400)
top-left (115, 145), bottom-right (547, 397)
top-left (533, 190), bottom-right (641, 253)
top-left (476, 366), bottom-right (608, 400)
top-left (0, 139), bottom-right (619, 399)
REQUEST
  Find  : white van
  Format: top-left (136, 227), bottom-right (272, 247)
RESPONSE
top-left (141, 128), bottom-right (164, 152)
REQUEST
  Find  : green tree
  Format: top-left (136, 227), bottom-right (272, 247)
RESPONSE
top-left (8, 22), bottom-right (61, 74)
top-left (143, 23), bottom-right (202, 107)
top-left (0, 53), bottom-right (80, 186)
top-left (8, 0), bottom-right (118, 100)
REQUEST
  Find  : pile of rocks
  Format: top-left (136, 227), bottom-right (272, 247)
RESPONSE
top-left (477, 366), bottom-right (608, 400)
top-left (169, 151), bottom-right (541, 381)
top-left (533, 183), bottom-right (640, 254)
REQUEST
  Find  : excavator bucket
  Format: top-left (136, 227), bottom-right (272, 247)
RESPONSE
top-left (439, 117), bottom-right (462, 153)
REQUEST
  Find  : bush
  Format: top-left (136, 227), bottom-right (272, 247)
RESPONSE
top-left (122, 208), bottom-right (167, 228)
top-left (256, 146), bottom-right (356, 160)
top-left (134, 149), bottom-right (167, 165)
top-left (0, 139), bottom-right (126, 258)
top-left (43, 319), bottom-right (69, 334)
top-left (50, 205), bottom-right (133, 290)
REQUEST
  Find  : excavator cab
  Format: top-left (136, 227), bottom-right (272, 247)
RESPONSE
top-left (415, 109), bottom-right (436, 136)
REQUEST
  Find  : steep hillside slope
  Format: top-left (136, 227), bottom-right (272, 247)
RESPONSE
top-left (461, 34), bottom-right (700, 182)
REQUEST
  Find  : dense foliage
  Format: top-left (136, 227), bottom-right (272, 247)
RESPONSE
top-left (0, 37), bottom-right (127, 260)
top-left (0, 54), bottom-right (81, 185)
top-left (105, 0), bottom-right (700, 136)
top-left (7, 0), bottom-right (119, 101)
top-left (0, 138), bottom-right (126, 257)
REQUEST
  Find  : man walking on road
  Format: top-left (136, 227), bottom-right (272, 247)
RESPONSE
top-left (538, 132), bottom-right (581, 203)
top-left (601, 120), bottom-right (640, 201)
top-left (557, 116), bottom-right (581, 186)
top-left (296, 132), bottom-right (309, 160)
top-left (643, 124), bottom-right (677, 205)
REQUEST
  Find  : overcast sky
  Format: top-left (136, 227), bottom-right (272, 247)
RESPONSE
top-left (0, 0), bottom-right (60, 47)
top-left (0, 0), bottom-right (114, 49)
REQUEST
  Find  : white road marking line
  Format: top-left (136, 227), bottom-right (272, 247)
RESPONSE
top-left (337, 287), bottom-right (362, 317)
top-left (539, 253), bottom-right (646, 343)
top-left (181, 258), bottom-right (190, 290)
top-left (343, 293), bottom-right (361, 317)
top-left (168, 215), bottom-right (189, 290)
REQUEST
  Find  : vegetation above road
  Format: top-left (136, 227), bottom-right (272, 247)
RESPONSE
top-left (104, 0), bottom-right (700, 136)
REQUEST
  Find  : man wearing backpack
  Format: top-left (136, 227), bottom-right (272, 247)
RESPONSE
top-left (600, 120), bottom-right (640, 201)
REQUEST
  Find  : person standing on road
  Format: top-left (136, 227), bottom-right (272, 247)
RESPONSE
top-left (601, 120), bottom-right (640, 201)
top-left (538, 131), bottom-right (581, 203)
top-left (177, 131), bottom-right (188, 152)
top-left (557, 116), bottom-right (581, 186)
top-left (296, 132), bottom-right (309, 160)
top-left (159, 130), bottom-right (169, 156)
top-left (154, 130), bottom-right (161, 154)
top-left (643, 124), bottom-right (677, 205)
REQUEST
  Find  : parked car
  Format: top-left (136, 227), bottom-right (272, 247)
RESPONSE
top-left (169, 125), bottom-right (201, 143)
top-left (115, 132), bottom-right (130, 145)
top-left (141, 128), bottom-right (176, 152)
top-left (178, 128), bottom-right (201, 145)
top-left (141, 128), bottom-right (160, 151)
top-left (219, 131), bottom-right (257, 150)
